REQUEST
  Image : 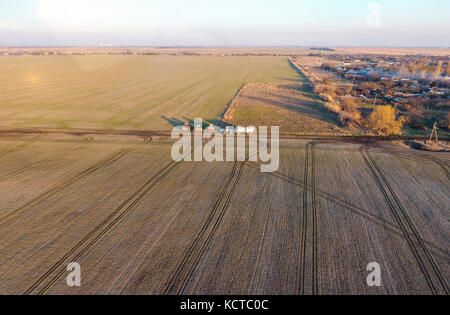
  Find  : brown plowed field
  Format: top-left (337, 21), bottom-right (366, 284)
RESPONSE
top-left (0, 133), bottom-right (448, 295)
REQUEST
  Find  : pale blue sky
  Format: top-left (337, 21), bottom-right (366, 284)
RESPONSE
top-left (0, 0), bottom-right (449, 46)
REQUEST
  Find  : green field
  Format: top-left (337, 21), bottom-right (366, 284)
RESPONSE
top-left (0, 56), bottom-right (301, 131)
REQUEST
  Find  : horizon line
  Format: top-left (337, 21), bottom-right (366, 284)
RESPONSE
top-left (1, 45), bottom-right (449, 49)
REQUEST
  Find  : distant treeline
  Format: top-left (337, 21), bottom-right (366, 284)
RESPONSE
top-left (310, 47), bottom-right (335, 52)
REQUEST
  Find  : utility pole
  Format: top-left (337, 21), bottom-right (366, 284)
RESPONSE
top-left (429, 122), bottom-right (439, 143)
top-left (393, 103), bottom-right (398, 112)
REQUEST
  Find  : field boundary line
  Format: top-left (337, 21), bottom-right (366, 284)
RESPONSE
top-left (220, 84), bottom-right (246, 128)
top-left (288, 57), bottom-right (319, 83)
top-left (1, 128), bottom-right (449, 142)
top-left (0, 136), bottom-right (151, 226)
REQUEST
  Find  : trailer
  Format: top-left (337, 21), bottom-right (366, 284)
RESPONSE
top-left (224, 126), bottom-right (235, 135)
top-left (235, 126), bottom-right (247, 134)
top-left (246, 126), bottom-right (257, 135)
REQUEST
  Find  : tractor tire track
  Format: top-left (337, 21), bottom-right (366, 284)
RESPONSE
top-left (311, 143), bottom-right (319, 295)
top-left (0, 133), bottom-right (45, 158)
top-left (384, 148), bottom-right (449, 182)
top-left (164, 161), bottom-right (239, 294)
top-left (298, 142), bottom-right (311, 295)
top-left (83, 136), bottom-right (95, 144)
top-left (26, 140), bottom-right (195, 295)
top-left (166, 162), bottom-right (245, 295)
top-left (361, 145), bottom-right (449, 295)
top-left (429, 158), bottom-right (450, 181)
top-left (0, 137), bottom-right (151, 226)
top-left (245, 161), bottom-right (449, 263)
top-left (0, 135), bottom-right (95, 183)
top-left (0, 161), bottom-right (46, 182)
top-left (298, 141), bottom-right (319, 295)
top-left (26, 156), bottom-right (185, 295)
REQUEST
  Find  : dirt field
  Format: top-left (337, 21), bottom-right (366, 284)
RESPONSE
top-left (0, 132), bottom-right (448, 295)
top-left (223, 82), bottom-right (348, 135)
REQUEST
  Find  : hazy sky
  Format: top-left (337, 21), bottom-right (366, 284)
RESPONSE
top-left (0, 0), bottom-right (449, 47)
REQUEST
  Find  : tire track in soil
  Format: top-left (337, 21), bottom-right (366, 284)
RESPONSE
top-left (390, 150), bottom-right (449, 182)
top-left (0, 135), bottom-right (95, 183)
top-left (375, 144), bottom-right (449, 182)
top-left (298, 142), bottom-right (311, 295)
top-left (0, 161), bottom-right (46, 182)
top-left (26, 141), bottom-right (196, 295)
top-left (245, 157), bottom-right (449, 264)
top-left (0, 137), bottom-right (151, 226)
top-left (311, 143), bottom-right (319, 295)
top-left (0, 133), bottom-right (45, 158)
top-left (298, 141), bottom-right (319, 295)
top-left (25, 150), bottom-right (198, 295)
top-left (83, 136), bottom-right (95, 144)
top-left (361, 145), bottom-right (449, 295)
top-left (164, 161), bottom-right (238, 294)
top-left (165, 162), bottom-right (246, 295)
